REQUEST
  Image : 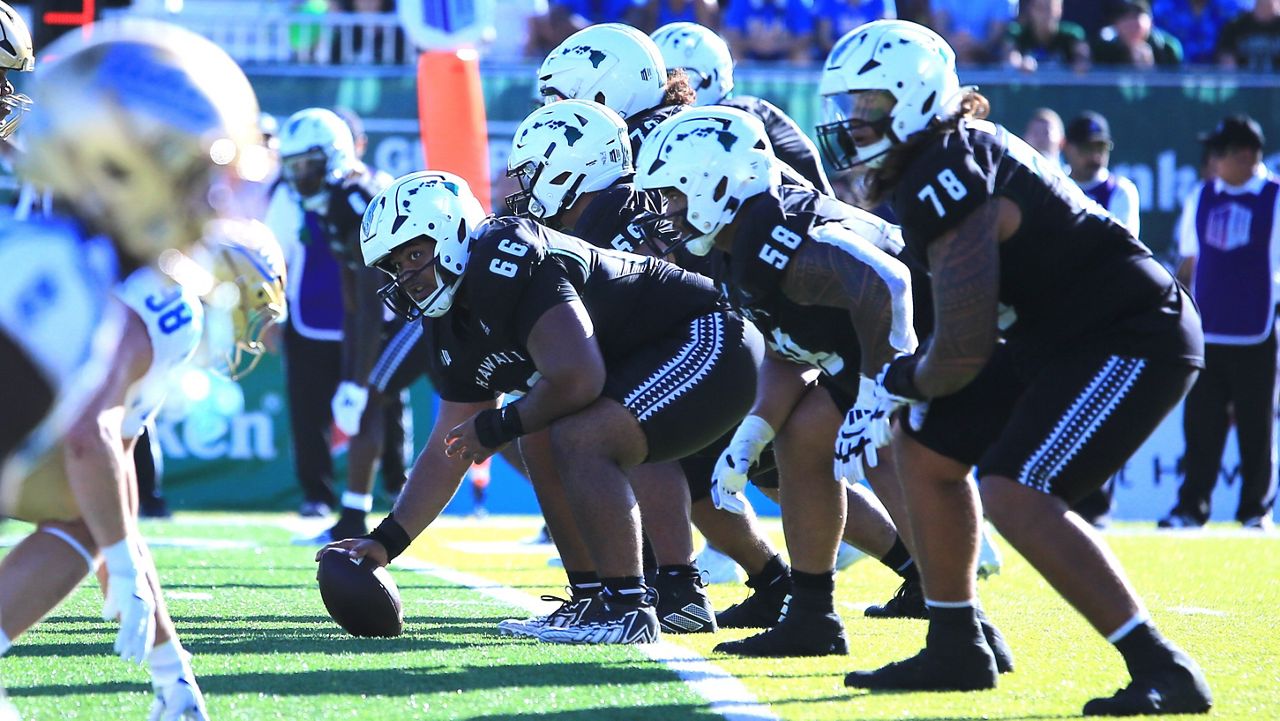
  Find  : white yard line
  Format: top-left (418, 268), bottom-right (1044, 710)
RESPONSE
top-left (396, 556), bottom-right (781, 721)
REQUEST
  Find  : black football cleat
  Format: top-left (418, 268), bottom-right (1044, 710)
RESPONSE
top-left (652, 572), bottom-right (716, 634)
top-left (1083, 652), bottom-right (1212, 716)
top-left (979, 614), bottom-right (1015, 674)
top-left (715, 596), bottom-right (848, 657)
top-left (845, 641), bottom-right (998, 691)
top-left (864, 578), bottom-right (927, 620)
top-left (716, 572), bottom-right (789, 629)
top-left (538, 588), bottom-right (660, 645)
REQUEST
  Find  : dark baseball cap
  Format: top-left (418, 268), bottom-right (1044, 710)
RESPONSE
top-left (1115, 0), bottom-right (1151, 17)
top-left (1198, 114), bottom-right (1265, 150)
top-left (1066, 111), bottom-right (1112, 145)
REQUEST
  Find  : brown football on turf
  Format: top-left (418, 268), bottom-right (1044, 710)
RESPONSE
top-left (317, 548), bottom-right (404, 637)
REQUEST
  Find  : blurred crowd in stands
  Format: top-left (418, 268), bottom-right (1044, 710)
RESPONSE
top-left (511, 0), bottom-right (1280, 68)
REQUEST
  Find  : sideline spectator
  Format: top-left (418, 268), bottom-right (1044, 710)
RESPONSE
top-left (1063, 110), bottom-right (1142, 528)
top-left (1092, 0), bottom-right (1184, 68)
top-left (1164, 115), bottom-right (1279, 531)
top-left (1062, 0), bottom-right (1125, 37)
top-left (1153, 0), bottom-right (1248, 65)
top-left (331, 0), bottom-right (408, 64)
top-left (1004, 0), bottom-right (1090, 72)
top-left (632, 0), bottom-right (721, 33)
top-left (722, 0), bottom-right (816, 64)
top-left (931, 0), bottom-right (1016, 64)
top-left (1023, 107), bottom-right (1065, 166)
top-left (1216, 0), bottom-right (1280, 72)
top-left (815, 0), bottom-right (897, 59)
top-left (528, 1), bottom-right (589, 56)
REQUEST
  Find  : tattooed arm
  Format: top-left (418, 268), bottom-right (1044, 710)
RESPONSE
top-left (779, 226), bottom-right (916, 376)
top-left (909, 198), bottom-right (1005, 398)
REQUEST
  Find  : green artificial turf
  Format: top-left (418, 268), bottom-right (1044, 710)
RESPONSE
top-left (1, 514), bottom-right (1276, 720)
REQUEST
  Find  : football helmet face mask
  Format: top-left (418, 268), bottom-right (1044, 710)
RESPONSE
top-left (278, 107), bottom-right (357, 207)
top-left (18, 19), bottom-right (270, 266)
top-left (361, 171), bottom-right (486, 319)
top-left (537, 23), bottom-right (666, 120)
top-left (634, 107), bottom-right (778, 256)
top-left (506, 99), bottom-right (633, 223)
top-left (816, 20), bottom-right (961, 171)
top-left (650, 22), bottom-right (734, 107)
top-left (0, 1), bottom-right (33, 139)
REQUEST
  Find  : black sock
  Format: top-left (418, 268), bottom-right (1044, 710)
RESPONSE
top-left (1113, 622), bottom-right (1174, 675)
top-left (657, 564), bottom-right (699, 580)
top-left (566, 571), bottom-right (602, 600)
top-left (601, 576), bottom-right (647, 604)
top-left (641, 535), bottom-right (658, 576)
top-left (337, 507), bottom-right (367, 528)
top-left (879, 537), bottom-right (915, 576)
top-left (925, 602), bottom-right (984, 647)
top-left (789, 569), bottom-right (835, 614)
top-left (748, 554), bottom-right (790, 590)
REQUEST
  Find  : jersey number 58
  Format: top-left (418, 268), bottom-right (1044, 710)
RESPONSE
top-left (758, 226), bottom-right (803, 269)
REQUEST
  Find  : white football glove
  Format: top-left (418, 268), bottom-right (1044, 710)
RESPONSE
top-left (710, 415), bottom-right (775, 515)
top-left (331, 381), bottom-right (369, 436)
top-left (149, 678), bottom-right (209, 721)
top-left (868, 364), bottom-right (916, 448)
top-left (834, 379), bottom-right (881, 485)
top-left (101, 538), bottom-right (157, 665)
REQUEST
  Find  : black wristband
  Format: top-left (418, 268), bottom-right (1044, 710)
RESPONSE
top-left (474, 405), bottom-right (525, 449)
top-left (882, 354), bottom-right (926, 401)
top-left (365, 515), bottom-right (412, 561)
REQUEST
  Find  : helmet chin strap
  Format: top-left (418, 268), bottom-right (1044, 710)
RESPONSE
top-left (856, 137), bottom-right (893, 169)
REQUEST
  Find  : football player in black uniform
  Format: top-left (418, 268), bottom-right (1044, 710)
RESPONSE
top-left (634, 106), bottom-right (962, 657)
top-left (278, 108), bottom-right (400, 543)
top-left (651, 21), bottom-right (834, 195)
top-left (818, 20), bottom-right (1210, 714)
top-left (322, 171), bottom-right (762, 645)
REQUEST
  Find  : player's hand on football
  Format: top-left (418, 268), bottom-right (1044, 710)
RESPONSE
top-left (100, 538), bottom-right (158, 665)
top-left (316, 538), bottom-right (389, 568)
top-left (444, 414), bottom-right (501, 464)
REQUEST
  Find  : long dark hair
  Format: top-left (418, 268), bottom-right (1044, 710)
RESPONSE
top-left (864, 90), bottom-right (991, 205)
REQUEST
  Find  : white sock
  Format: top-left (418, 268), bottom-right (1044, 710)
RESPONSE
top-left (924, 598), bottom-right (976, 609)
top-left (149, 639), bottom-right (192, 687)
top-left (341, 492), bottom-right (373, 513)
top-left (0, 628), bottom-right (11, 656)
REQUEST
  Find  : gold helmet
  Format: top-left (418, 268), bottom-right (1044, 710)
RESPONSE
top-left (0, 0), bottom-right (35, 139)
top-left (203, 220), bottom-right (288, 380)
top-left (17, 19), bottom-right (272, 265)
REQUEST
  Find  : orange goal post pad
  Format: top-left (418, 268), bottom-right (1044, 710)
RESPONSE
top-left (416, 48), bottom-right (492, 213)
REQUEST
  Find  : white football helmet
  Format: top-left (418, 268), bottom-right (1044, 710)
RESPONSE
top-left (18, 19), bottom-right (269, 266)
top-left (651, 22), bottom-right (733, 107)
top-left (361, 171), bottom-right (486, 319)
top-left (278, 107), bottom-right (358, 207)
top-left (817, 20), bottom-right (961, 170)
top-left (0, 1), bottom-right (34, 139)
top-left (634, 106), bottom-right (779, 256)
top-left (537, 23), bottom-right (666, 120)
top-left (507, 99), bottom-right (633, 222)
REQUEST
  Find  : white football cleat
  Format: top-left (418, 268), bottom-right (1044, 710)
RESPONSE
top-left (978, 523), bottom-right (1003, 579)
top-left (835, 541), bottom-right (866, 572)
top-left (694, 544), bottom-right (744, 584)
top-left (149, 678), bottom-right (208, 721)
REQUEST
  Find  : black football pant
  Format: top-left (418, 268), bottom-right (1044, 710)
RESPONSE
top-left (284, 323), bottom-right (408, 507)
top-left (1178, 331), bottom-right (1279, 523)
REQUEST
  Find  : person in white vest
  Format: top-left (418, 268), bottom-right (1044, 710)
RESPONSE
top-left (1163, 114), bottom-right (1279, 531)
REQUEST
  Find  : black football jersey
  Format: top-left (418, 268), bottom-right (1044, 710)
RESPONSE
top-left (569, 179), bottom-right (672, 254)
top-left (626, 104), bottom-right (686, 157)
top-left (890, 119), bottom-right (1200, 365)
top-left (719, 95), bottom-right (834, 196)
top-left (715, 185), bottom-right (909, 397)
top-left (435, 216), bottom-right (722, 396)
top-left (421, 309), bottom-right (540, 403)
top-left (320, 170), bottom-right (389, 270)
